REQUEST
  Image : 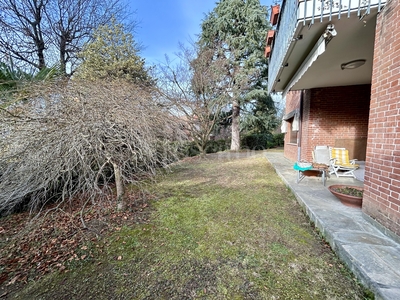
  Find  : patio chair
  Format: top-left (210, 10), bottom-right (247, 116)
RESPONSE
top-left (329, 147), bottom-right (359, 178)
top-left (294, 146), bottom-right (330, 186)
top-left (312, 145), bottom-right (331, 166)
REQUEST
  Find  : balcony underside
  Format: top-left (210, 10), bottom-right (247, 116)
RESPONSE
top-left (269, 2), bottom-right (382, 94)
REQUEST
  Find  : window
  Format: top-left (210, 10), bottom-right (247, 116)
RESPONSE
top-left (288, 117), bottom-right (298, 144)
top-left (283, 109), bottom-right (300, 145)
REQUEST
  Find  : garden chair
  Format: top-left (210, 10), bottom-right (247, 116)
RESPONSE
top-left (294, 146), bottom-right (330, 186)
top-left (329, 147), bottom-right (359, 178)
top-left (312, 145), bottom-right (331, 166)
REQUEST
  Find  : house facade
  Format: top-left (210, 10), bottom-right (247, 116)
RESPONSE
top-left (267, 0), bottom-right (400, 236)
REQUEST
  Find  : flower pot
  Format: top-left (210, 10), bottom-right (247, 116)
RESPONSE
top-left (328, 185), bottom-right (363, 208)
top-left (264, 45), bottom-right (271, 58)
top-left (266, 30), bottom-right (275, 46)
top-left (270, 5), bottom-right (280, 25)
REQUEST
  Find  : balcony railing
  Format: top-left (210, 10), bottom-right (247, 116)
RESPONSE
top-left (298, 0), bottom-right (385, 24)
top-left (268, 0), bottom-right (386, 93)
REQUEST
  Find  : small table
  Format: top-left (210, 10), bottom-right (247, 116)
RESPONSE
top-left (294, 163), bottom-right (328, 186)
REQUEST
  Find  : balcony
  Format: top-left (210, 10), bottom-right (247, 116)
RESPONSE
top-left (268, 0), bottom-right (386, 94)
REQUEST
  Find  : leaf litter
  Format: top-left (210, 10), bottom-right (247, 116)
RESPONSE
top-left (0, 190), bottom-right (154, 297)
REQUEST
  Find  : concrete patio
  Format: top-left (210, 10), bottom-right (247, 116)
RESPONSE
top-left (264, 150), bottom-right (400, 300)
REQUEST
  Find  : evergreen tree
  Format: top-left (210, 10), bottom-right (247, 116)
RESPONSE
top-left (241, 94), bottom-right (278, 134)
top-left (199, 0), bottom-right (271, 150)
top-left (76, 18), bottom-right (152, 85)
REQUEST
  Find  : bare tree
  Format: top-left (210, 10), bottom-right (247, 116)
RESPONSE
top-left (0, 0), bottom-right (48, 70)
top-left (0, 79), bottom-right (182, 216)
top-left (0, 0), bottom-right (129, 75)
top-left (156, 44), bottom-right (228, 156)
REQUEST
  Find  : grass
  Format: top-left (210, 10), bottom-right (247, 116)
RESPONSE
top-left (9, 152), bottom-right (372, 299)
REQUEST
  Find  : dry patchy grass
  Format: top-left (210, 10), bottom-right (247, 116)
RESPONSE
top-left (1, 151), bottom-right (373, 299)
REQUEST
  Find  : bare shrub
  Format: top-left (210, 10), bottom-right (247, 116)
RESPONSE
top-left (0, 79), bottom-right (182, 215)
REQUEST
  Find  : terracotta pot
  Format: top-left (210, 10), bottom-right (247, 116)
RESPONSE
top-left (328, 185), bottom-right (363, 208)
top-left (266, 30), bottom-right (275, 46)
top-left (270, 5), bottom-right (280, 25)
top-left (264, 45), bottom-right (271, 58)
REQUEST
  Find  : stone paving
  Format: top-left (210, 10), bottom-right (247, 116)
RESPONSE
top-left (264, 150), bottom-right (400, 300)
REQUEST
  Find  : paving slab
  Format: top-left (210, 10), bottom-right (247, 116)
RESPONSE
top-left (264, 150), bottom-right (400, 300)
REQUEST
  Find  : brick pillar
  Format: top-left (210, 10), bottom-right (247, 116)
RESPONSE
top-left (363, 0), bottom-right (400, 236)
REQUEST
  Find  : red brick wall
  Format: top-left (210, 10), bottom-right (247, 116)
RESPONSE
top-left (304, 85), bottom-right (370, 161)
top-left (283, 86), bottom-right (370, 162)
top-left (283, 91), bottom-right (302, 161)
top-left (363, 0), bottom-right (400, 236)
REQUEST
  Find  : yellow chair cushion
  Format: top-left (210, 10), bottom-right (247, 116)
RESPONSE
top-left (331, 148), bottom-right (358, 169)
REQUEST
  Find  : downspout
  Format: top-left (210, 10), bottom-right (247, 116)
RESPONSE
top-left (297, 90), bottom-right (304, 162)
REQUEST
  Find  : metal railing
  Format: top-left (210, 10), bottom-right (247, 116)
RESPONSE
top-left (298, 0), bottom-right (385, 25)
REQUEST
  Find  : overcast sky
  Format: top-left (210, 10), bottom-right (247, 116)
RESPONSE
top-left (130, 0), bottom-right (275, 66)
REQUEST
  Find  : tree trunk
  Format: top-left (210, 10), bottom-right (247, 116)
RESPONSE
top-left (112, 162), bottom-right (126, 211)
top-left (37, 40), bottom-right (46, 70)
top-left (59, 34), bottom-right (67, 75)
top-left (199, 139), bottom-right (207, 157)
top-left (230, 100), bottom-right (240, 151)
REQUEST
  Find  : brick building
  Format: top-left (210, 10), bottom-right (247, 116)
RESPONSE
top-left (267, 0), bottom-right (400, 236)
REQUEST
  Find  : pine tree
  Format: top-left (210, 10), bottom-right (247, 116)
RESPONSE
top-left (199, 0), bottom-right (271, 150)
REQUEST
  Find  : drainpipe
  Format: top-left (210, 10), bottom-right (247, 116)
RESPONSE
top-left (297, 91), bottom-right (304, 162)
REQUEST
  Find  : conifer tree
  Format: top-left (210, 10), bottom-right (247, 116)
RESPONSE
top-left (199, 0), bottom-right (271, 150)
top-left (76, 18), bottom-right (152, 85)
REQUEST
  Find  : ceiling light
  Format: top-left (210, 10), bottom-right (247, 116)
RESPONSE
top-left (341, 59), bottom-right (366, 70)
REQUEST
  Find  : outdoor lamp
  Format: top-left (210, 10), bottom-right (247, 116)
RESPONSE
top-left (341, 59), bottom-right (366, 70)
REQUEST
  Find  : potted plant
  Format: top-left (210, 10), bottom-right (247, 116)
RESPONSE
top-left (328, 185), bottom-right (363, 208)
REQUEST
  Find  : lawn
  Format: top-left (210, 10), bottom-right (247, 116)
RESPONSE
top-left (2, 151), bottom-right (372, 299)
